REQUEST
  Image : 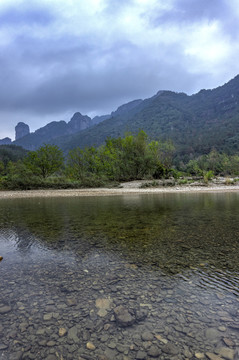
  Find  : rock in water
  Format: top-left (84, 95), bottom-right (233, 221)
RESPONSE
top-left (161, 343), bottom-right (179, 355)
top-left (95, 297), bottom-right (112, 317)
top-left (141, 331), bottom-right (154, 341)
top-left (86, 341), bottom-right (96, 350)
top-left (114, 305), bottom-right (135, 327)
top-left (0, 306), bottom-right (11, 314)
top-left (59, 328), bottom-right (67, 337)
top-left (0, 256), bottom-right (3, 262)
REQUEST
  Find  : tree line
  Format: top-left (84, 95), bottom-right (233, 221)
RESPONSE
top-left (0, 131), bottom-right (239, 190)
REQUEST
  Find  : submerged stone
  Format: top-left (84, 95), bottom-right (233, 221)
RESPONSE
top-left (114, 305), bottom-right (135, 327)
top-left (218, 347), bottom-right (235, 360)
top-left (43, 313), bottom-right (52, 321)
top-left (161, 342), bottom-right (179, 355)
top-left (96, 297), bottom-right (113, 317)
top-left (205, 328), bottom-right (221, 340)
top-left (0, 306), bottom-right (11, 314)
top-left (141, 331), bottom-right (154, 341)
top-left (59, 327), bottom-right (67, 337)
top-left (195, 352), bottom-right (205, 359)
top-left (86, 341), bottom-right (96, 350)
top-left (68, 326), bottom-right (79, 342)
top-left (136, 350), bottom-right (147, 359)
top-left (205, 353), bottom-right (222, 360)
top-left (147, 345), bottom-right (161, 357)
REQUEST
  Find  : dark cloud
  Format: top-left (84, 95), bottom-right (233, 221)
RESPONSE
top-left (0, 0), bottom-right (238, 140)
top-left (0, 5), bottom-right (54, 27)
top-left (0, 34), bottom-right (200, 117)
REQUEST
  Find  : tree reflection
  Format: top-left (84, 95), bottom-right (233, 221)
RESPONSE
top-left (0, 194), bottom-right (239, 275)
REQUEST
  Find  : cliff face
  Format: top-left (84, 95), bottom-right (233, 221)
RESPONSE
top-left (15, 122), bottom-right (30, 140)
top-left (68, 112), bottom-right (92, 133)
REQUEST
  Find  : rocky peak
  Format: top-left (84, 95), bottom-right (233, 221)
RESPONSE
top-left (15, 122), bottom-right (30, 140)
top-left (68, 112), bottom-right (92, 133)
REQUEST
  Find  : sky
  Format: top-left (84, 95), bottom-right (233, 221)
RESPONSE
top-left (1, 0), bottom-right (239, 140)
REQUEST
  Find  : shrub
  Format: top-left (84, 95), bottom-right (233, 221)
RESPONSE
top-left (203, 170), bottom-right (214, 184)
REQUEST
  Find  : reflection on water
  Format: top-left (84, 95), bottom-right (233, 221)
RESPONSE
top-left (0, 193), bottom-right (239, 359)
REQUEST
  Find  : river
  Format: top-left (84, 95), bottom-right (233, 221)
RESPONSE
top-left (0, 193), bottom-right (239, 359)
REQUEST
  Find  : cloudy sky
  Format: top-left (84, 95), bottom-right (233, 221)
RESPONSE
top-left (1, 0), bottom-right (239, 140)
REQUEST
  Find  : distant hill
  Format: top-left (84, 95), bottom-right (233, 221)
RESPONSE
top-left (0, 137), bottom-right (12, 145)
top-left (50, 75), bottom-right (239, 162)
top-left (14, 112), bottom-right (92, 150)
top-left (13, 75), bottom-right (239, 162)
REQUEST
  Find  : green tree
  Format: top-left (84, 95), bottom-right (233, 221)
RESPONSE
top-left (66, 146), bottom-right (100, 180)
top-left (24, 144), bottom-right (64, 178)
top-left (157, 139), bottom-right (175, 171)
top-left (0, 160), bottom-right (5, 175)
top-left (66, 131), bottom-right (170, 182)
top-left (186, 159), bottom-right (203, 176)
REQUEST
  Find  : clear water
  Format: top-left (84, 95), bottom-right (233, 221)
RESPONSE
top-left (0, 193), bottom-right (239, 359)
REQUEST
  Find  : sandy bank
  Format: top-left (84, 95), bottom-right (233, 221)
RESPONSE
top-left (0, 183), bottom-right (239, 198)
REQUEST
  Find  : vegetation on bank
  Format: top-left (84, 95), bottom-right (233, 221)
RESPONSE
top-left (1, 131), bottom-right (239, 190)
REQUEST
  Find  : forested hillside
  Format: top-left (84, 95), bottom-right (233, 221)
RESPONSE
top-left (13, 75), bottom-right (239, 165)
top-left (51, 75), bottom-right (239, 164)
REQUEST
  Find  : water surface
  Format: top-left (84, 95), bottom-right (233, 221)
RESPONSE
top-left (0, 193), bottom-right (239, 359)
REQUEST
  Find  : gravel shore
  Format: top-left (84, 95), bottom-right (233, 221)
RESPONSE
top-left (0, 182), bottom-right (239, 198)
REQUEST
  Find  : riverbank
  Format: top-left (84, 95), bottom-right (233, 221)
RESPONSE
top-left (0, 180), bottom-right (239, 198)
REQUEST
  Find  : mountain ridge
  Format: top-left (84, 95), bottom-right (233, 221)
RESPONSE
top-left (8, 75), bottom-right (239, 161)
top-left (13, 112), bottom-right (91, 150)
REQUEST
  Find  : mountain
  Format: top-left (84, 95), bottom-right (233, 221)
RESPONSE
top-left (14, 112), bottom-right (92, 150)
top-left (110, 99), bottom-right (143, 117)
top-left (12, 75), bottom-right (239, 161)
top-left (92, 115), bottom-right (111, 125)
top-left (49, 75), bottom-right (239, 162)
top-left (67, 112), bottom-right (91, 132)
top-left (91, 99), bottom-right (143, 125)
top-left (0, 137), bottom-right (12, 145)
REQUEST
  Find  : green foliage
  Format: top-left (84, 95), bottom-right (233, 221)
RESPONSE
top-left (184, 149), bottom-right (239, 177)
top-left (186, 159), bottom-right (203, 176)
top-left (0, 145), bottom-right (28, 172)
top-left (1, 161), bottom-right (40, 190)
top-left (2, 131), bottom-right (239, 190)
top-left (178, 178), bottom-right (188, 185)
top-left (0, 161), bottom-right (4, 175)
top-left (24, 144), bottom-right (64, 178)
top-left (203, 170), bottom-right (214, 184)
top-left (66, 131), bottom-right (172, 182)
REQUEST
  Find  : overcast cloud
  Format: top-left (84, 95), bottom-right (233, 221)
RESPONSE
top-left (0, 0), bottom-right (239, 139)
